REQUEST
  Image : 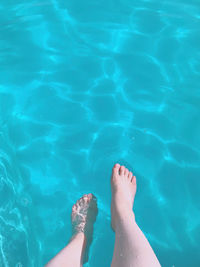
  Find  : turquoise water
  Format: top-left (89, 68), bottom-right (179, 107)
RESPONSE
top-left (0, 0), bottom-right (200, 266)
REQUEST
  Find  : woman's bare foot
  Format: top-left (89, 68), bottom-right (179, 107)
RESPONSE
top-left (71, 193), bottom-right (97, 236)
top-left (71, 193), bottom-right (98, 263)
top-left (111, 163), bottom-right (137, 230)
top-left (110, 164), bottom-right (161, 267)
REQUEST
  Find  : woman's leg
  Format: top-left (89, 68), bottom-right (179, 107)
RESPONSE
top-left (46, 193), bottom-right (97, 267)
top-left (46, 233), bottom-right (86, 267)
top-left (111, 164), bottom-right (161, 267)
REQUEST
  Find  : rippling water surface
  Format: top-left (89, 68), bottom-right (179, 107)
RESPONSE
top-left (0, 0), bottom-right (200, 266)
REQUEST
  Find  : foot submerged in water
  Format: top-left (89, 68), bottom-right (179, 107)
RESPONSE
top-left (71, 193), bottom-right (97, 236)
top-left (71, 193), bottom-right (97, 263)
top-left (111, 163), bottom-right (137, 230)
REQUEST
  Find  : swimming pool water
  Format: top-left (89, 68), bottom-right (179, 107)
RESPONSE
top-left (0, 0), bottom-right (200, 266)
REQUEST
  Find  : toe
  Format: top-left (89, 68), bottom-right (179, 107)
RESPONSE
top-left (87, 193), bottom-right (93, 200)
top-left (83, 195), bottom-right (88, 202)
top-left (119, 165), bottom-right (125, 175)
top-left (128, 171), bottom-right (133, 180)
top-left (112, 163), bottom-right (120, 175)
top-left (86, 194), bottom-right (93, 203)
top-left (124, 168), bottom-right (129, 177)
top-left (131, 175), bottom-right (136, 184)
top-left (79, 197), bottom-right (84, 204)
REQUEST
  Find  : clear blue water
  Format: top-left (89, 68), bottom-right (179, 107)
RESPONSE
top-left (0, 0), bottom-right (200, 266)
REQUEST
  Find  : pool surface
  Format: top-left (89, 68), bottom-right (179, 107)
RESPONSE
top-left (0, 0), bottom-right (200, 266)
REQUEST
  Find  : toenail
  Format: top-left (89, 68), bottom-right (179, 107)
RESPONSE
top-left (113, 164), bottom-right (119, 170)
top-left (132, 176), bottom-right (136, 183)
top-left (120, 166), bottom-right (125, 172)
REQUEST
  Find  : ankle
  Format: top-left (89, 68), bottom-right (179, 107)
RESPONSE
top-left (112, 199), bottom-right (133, 214)
top-left (71, 232), bottom-right (86, 243)
top-left (114, 211), bottom-right (136, 232)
